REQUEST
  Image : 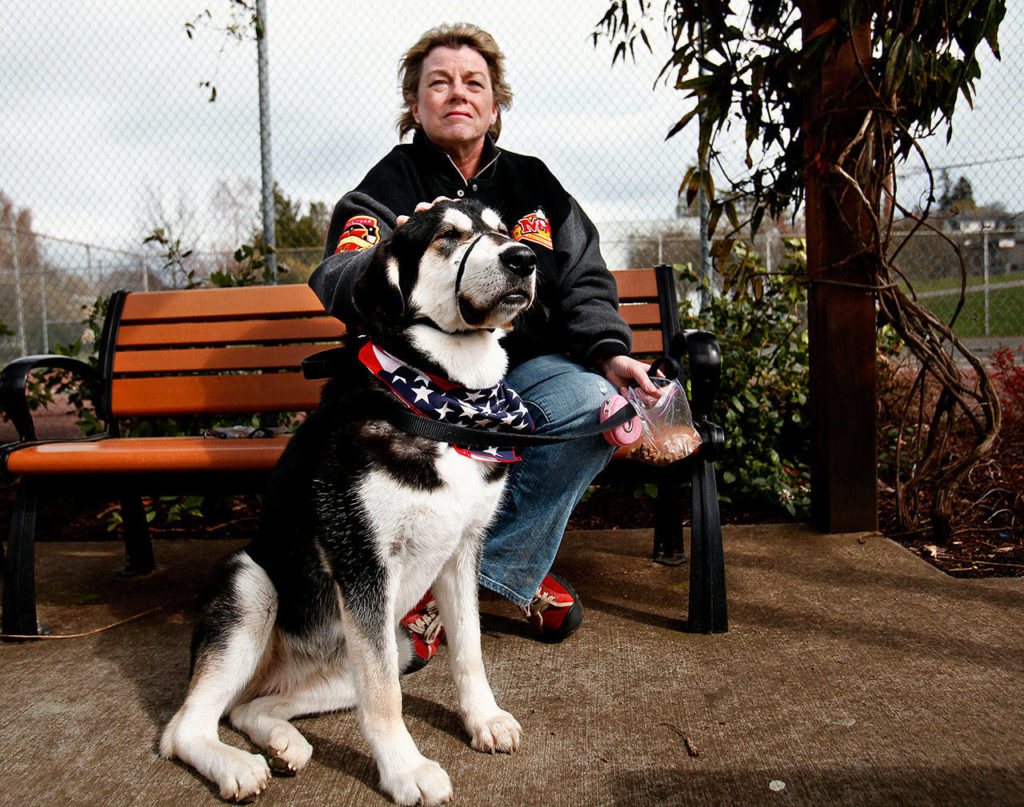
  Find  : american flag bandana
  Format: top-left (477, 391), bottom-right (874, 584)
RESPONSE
top-left (358, 340), bottom-right (535, 463)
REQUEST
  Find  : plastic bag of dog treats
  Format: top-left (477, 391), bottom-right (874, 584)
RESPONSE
top-left (623, 377), bottom-right (702, 465)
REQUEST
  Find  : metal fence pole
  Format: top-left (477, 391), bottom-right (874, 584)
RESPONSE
top-left (698, 186), bottom-right (711, 314)
top-left (983, 228), bottom-right (990, 337)
top-left (697, 22), bottom-right (712, 321)
top-left (40, 267), bottom-right (49, 352)
top-left (11, 228), bottom-right (27, 355)
top-left (256, 0), bottom-right (277, 281)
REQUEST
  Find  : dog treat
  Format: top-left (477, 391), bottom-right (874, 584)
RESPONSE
top-left (624, 378), bottom-right (702, 466)
top-left (626, 424), bottom-right (701, 465)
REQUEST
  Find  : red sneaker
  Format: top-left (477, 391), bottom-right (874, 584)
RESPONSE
top-left (521, 573), bottom-right (583, 642)
top-left (400, 592), bottom-right (445, 673)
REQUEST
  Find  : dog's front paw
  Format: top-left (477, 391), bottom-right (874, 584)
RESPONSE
top-left (465, 709), bottom-right (522, 754)
top-left (380, 756), bottom-right (452, 806)
top-left (211, 746), bottom-right (272, 803)
top-left (266, 727), bottom-right (313, 776)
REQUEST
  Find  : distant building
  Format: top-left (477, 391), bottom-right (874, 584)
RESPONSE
top-left (944, 211), bottom-right (1024, 275)
top-left (894, 210), bottom-right (1024, 278)
top-left (943, 210), bottom-right (1023, 235)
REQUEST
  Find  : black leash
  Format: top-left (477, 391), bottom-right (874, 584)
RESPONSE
top-left (301, 345), bottom-right (639, 449)
top-left (388, 401), bottom-right (637, 450)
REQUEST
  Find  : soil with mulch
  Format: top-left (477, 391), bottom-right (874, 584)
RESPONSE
top-left (870, 348), bottom-right (1024, 579)
top-left (875, 423), bottom-right (1024, 579)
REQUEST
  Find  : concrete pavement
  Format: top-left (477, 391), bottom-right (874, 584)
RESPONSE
top-left (1, 524), bottom-right (1022, 806)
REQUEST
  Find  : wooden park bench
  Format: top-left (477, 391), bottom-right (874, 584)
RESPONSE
top-left (0, 266), bottom-right (726, 637)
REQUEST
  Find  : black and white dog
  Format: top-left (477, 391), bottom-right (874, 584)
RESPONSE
top-left (160, 201), bottom-right (536, 805)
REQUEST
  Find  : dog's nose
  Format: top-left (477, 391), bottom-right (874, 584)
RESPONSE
top-left (500, 244), bottom-right (536, 277)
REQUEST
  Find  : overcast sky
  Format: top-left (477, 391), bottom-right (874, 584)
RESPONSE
top-left (1, 2), bottom-right (1021, 255)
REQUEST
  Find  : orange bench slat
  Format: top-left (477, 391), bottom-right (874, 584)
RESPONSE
top-left (612, 269), bottom-right (659, 300)
top-left (5, 435), bottom-right (291, 475)
top-left (110, 373), bottom-right (325, 417)
top-left (631, 330), bottom-right (665, 354)
top-left (619, 302), bottom-right (663, 327)
top-left (119, 284), bottom-right (326, 321)
top-left (115, 317), bottom-right (345, 348)
top-left (112, 343), bottom-right (337, 374)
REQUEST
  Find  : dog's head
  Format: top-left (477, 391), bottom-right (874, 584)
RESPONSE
top-left (353, 200), bottom-right (536, 339)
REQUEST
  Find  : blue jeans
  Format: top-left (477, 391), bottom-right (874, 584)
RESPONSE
top-left (478, 354), bottom-right (617, 608)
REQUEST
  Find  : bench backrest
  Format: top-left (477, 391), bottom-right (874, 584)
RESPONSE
top-left (98, 266), bottom-right (679, 421)
top-left (614, 264), bottom-right (680, 358)
top-left (99, 285), bottom-right (344, 419)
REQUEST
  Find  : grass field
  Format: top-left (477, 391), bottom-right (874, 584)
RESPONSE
top-left (905, 275), bottom-right (1024, 340)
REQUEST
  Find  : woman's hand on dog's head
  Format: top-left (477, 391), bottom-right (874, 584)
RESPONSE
top-left (396, 197), bottom-right (457, 227)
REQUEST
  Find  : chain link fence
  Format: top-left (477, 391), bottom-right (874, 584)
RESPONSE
top-left (1, 2), bottom-right (1022, 364)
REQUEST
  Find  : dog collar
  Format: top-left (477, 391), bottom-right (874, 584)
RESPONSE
top-left (409, 317), bottom-right (493, 336)
top-left (358, 340), bottom-right (534, 463)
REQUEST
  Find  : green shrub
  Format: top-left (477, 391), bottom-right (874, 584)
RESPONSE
top-left (210, 240), bottom-right (285, 287)
top-left (679, 239), bottom-right (812, 518)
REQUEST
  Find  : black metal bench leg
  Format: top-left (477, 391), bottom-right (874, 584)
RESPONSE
top-left (653, 466), bottom-right (687, 566)
top-left (685, 457), bottom-right (728, 633)
top-left (120, 495), bottom-right (154, 576)
top-left (2, 479), bottom-right (41, 637)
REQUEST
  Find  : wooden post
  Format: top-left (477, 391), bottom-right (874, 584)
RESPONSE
top-left (802, 3), bottom-right (879, 532)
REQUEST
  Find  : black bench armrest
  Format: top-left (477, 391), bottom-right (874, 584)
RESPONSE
top-left (0, 354), bottom-right (99, 443)
top-left (669, 329), bottom-right (724, 459)
top-left (670, 329), bottom-right (720, 420)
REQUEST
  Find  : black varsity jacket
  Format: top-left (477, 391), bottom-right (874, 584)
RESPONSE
top-left (309, 131), bottom-right (632, 369)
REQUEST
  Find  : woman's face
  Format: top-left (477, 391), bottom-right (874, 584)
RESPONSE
top-left (413, 45), bottom-right (497, 154)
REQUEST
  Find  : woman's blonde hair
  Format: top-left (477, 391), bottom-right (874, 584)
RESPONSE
top-left (397, 23), bottom-right (513, 141)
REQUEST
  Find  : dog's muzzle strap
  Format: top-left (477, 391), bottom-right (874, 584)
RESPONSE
top-left (455, 234), bottom-right (486, 296)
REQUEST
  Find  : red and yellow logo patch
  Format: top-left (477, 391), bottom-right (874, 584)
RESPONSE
top-left (334, 215), bottom-right (380, 254)
top-left (512, 211), bottom-right (552, 250)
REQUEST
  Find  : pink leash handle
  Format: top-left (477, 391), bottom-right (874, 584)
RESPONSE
top-left (600, 394), bottom-right (641, 447)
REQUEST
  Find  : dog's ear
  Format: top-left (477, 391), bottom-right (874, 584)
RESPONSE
top-left (351, 246), bottom-right (406, 333)
top-left (352, 207), bottom-right (445, 332)
top-left (388, 207), bottom-right (441, 267)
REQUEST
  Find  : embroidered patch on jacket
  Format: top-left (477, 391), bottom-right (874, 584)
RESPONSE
top-left (512, 210), bottom-right (553, 250)
top-left (334, 215), bottom-right (380, 253)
